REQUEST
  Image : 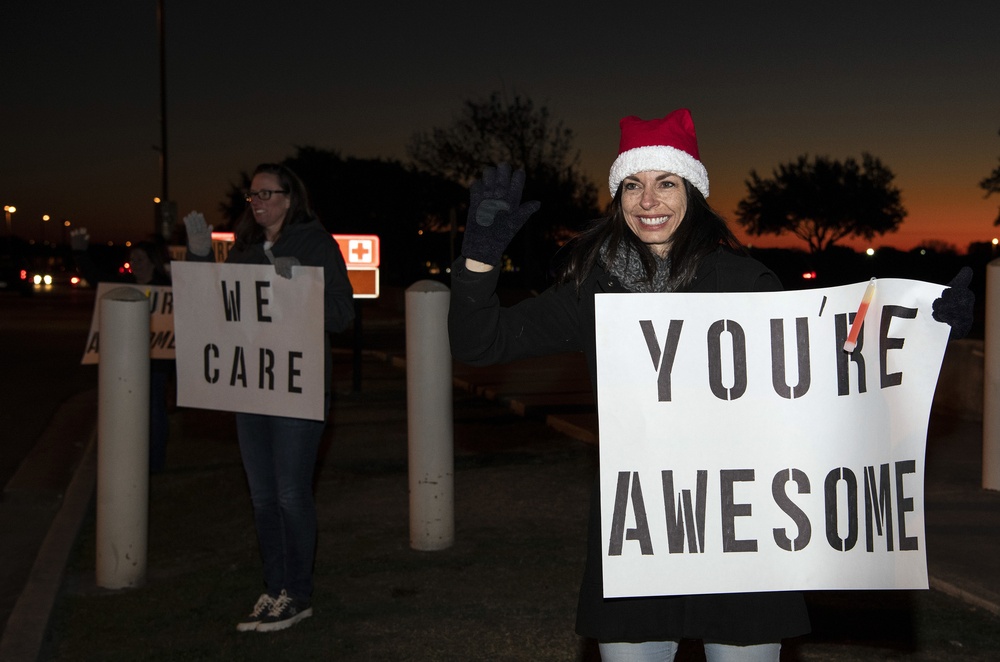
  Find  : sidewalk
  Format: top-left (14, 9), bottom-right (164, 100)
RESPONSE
top-left (4, 315), bottom-right (1000, 660)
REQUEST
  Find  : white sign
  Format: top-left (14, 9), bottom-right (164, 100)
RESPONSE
top-left (595, 279), bottom-right (950, 598)
top-left (81, 282), bottom-right (175, 364)
top-left (347, 239), bottom-right (375, 264)
top-left (172, 262), bottom-right (326, 421)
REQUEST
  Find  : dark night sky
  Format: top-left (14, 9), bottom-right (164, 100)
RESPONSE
top-left (2, 1), bottom-right (998, 251)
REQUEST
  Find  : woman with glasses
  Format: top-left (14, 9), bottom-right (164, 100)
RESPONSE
top-left (184, 162), bottom-right (354, 632)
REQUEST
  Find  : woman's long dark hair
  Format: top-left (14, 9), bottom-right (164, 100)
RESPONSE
top-left (558, 179), bottom-right (744, 290)
top-left (234, 163), bottom-right (315, 250)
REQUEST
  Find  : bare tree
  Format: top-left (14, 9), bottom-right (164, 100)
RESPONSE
top-left (736, 154), bottom-right (906, 253)
top-left (408, 92), bottom-right (600, 288)
top-left (410, 93), bottom-right (575, 179)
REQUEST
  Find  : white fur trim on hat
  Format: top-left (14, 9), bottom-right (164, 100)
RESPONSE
top-left (608, 145), bottom-right (710, 199)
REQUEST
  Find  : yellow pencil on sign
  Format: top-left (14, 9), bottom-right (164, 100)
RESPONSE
top-left (843, 277), bottom-right (876, 353)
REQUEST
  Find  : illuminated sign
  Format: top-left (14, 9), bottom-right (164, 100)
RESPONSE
top-left (334, 235), bottom-right (380, 299)
top-left (207, 232), bottom-right (380, 299)
top-left (337, 235), bottom-right (380, 268)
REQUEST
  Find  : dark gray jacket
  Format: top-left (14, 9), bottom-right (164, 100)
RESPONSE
top-left (190, 218), bottom-right (354, 398)
top-left (449, 247), bottom-right (810, 645)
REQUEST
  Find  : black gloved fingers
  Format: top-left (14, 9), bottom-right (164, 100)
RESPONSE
top-left (517, 200), bottom-right (542, 221)
top-left (494, 162), bottom-right (511, 196)
top-left (507, 167), bottom-right (527, 204)
top-left (931, 267), bottom-right (975, 339)
top-left (461, 162), bottom-right (539, 265)
top-left (494, 199), bottom-right (541, 233)
top-left (476, 199), bottom-right (511, 226)
top-left (469, 177), bottom-right (484, 201)
top-left (947, 266), bottom-right (973, 289)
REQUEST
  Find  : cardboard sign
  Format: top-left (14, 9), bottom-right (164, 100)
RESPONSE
top-left (595, 279), bottom-right (950, 597)
top-left (81, 282), bottom-right (175, 364)
top-left (172, 262), bottom-right (325, 421)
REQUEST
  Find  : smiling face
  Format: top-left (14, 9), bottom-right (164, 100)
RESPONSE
top-left (621, 170), bottom-right (688, 258)
top-left (248, 172), bottom-right (291, 241)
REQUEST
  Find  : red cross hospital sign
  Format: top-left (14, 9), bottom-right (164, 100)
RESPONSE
top-left (208, 232), bottom-right (380, 299)
top-left (341, 236), bottom-right (379, 267)
top-left (335, 234), bottom-right (379, 298)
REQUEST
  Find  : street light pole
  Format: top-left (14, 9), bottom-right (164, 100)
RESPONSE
top-left (3, 206), bottom-right (15, 236)
top-left (156, 0), bottom-right (172, 240)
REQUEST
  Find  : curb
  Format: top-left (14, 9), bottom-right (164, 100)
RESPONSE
top-left (929, 577), bottom-right (1000, 617)
top-left (0, 431), bottom-right (96, 662)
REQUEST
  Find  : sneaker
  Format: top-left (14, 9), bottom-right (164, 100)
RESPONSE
top-left (236, 593), bottom-right (276, 632)
top-left (255, 589), bottom-right (313, 632)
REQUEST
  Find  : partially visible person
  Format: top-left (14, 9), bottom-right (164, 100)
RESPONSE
top-left (72, 231), bottom-right (174, 473)
top-left (127, 239), bottom-right (172, 287)
top-left (71, 230), bottom-right (171, 287)
top-left (184, 162), bottom-right (354, 633)
top-left (448, 109), bottom-right (974, 661)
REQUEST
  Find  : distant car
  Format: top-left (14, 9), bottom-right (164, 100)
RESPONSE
top-left (0, 255), bottom-right (32, 295)
top-left (1, 237), bottom-right (88, 294)
top-left (26, 266), bottom-right (88, 291)
top-left (32, 272), bottom-right (53, 287)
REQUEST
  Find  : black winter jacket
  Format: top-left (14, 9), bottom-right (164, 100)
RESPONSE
top-left (190, 218), bottom-right (354, 398)
top-left (449, 247), bottom-right (811, 645)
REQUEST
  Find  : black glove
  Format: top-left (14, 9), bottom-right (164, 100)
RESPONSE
top-left (461, 163), bottom-right (540, 265)
top-left (931, 266), bottom-right (974, 339)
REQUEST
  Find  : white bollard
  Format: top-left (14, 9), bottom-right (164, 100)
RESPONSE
top-left (985, 259), bottom-right (1000, 491)
top-left (96, 287), bottom-right (150, 588)
top-left (406, 280), bottom-right (455, 550)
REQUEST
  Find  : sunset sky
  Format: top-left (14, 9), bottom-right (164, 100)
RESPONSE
top-left (3, 1), bottom-right (998, 253)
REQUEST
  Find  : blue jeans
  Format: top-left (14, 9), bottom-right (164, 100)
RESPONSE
top-left (149, 367), bottom-right (169, 473)
top-left (599, 641), bottom-right (781, 662)
top-left (235, 409), bottom-right (326, 602)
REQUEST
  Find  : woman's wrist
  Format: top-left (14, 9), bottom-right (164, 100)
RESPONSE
top-left (464, 258), bottom-right (494, 273)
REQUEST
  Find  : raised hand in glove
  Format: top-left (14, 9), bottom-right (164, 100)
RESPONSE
top-left (273, 256), bottom-right (300, 279)
top-left (931, 266), bottom-right (974, 339)
top-left (183, 211), bottom-right (213, 257)
top-left (461, 163), bottom-right (541, 266)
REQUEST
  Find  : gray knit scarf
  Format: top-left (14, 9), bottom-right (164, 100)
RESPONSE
top-left (600, 239), bottom-right (675, 293)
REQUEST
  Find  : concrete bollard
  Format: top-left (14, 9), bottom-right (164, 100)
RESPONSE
top-left (405, 280), bottom-right (455, 551)
top-left (96, 287), bottom-right (150, 588)
top-left (985, 259), bottom-right (1000, 491)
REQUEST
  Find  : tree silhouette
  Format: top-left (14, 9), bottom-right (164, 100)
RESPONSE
top-left (736, 154), bottom-right (906, 253)
top-left (220, 147), bottom-right (464, 285)
top-left (218, 172), bottom-right (252, 229)
top-left (408, 91), bottom-right (600, 289)
top-left (980, 129), bottom-right (1000, 225)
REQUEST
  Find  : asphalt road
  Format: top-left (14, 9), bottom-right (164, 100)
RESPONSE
top-left (0, 287), bottom-right (95, 488)
top-left (0, 285), bottom-right (96, 633)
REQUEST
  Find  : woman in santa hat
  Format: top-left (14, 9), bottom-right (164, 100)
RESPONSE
top-left (448, 109), bottom-right (970, 661)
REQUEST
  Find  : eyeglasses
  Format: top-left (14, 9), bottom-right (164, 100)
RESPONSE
top-left (244, 189), bottom-right (288, 202)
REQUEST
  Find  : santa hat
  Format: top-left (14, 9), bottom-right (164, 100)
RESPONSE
top-left (608, 108), bottom-right (709, 198)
